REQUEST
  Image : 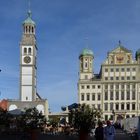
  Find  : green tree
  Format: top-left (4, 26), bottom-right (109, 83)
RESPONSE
top-left (69, 104), bottom-right (102, 140)
top-left (19, 108), bottom-right (46, 131)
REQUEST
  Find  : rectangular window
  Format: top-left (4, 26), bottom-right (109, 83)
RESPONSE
top-left (81, 94), bottom-right (84, 101)
top-left (105, 92), bottom-right (108, 100)
top-left (110, 77), bottom-right (113, 80)
top-left (127, 91), bottom-right (130, 100)
top-left (92, 85), bottom-right (95, 89)
top-left (105, 115), bottom-right (108, 121)
top-left (132, 104), bottom-right (135, 110)
top-left (132, 91), bottom-right (135, 100)
top-left (87, 85), bottom-right (90, 89)
top-left (116, 68), bottom-right (119, 72)
top-left (121, 68), bottom-right (125, 72)
top-left (116, 84), bottom-right (119, 89)
top-left (127, 77), bottom-right (130, 80)
top-left (105, 68), bottom-right (108, 72)
top-left (116, 104), bottom-right (119, 110)
top-left (121, 77), bottom-right (124, 80)
top-left (127, 104), bottom-right (130, 110)
top-left (132, 68), bottom-right (136, 71)
top-left (97, 104), bottom-right (101, 110)
top-left (105, 77), bottom-right (108, 80)
top-left (110, 68), bottom-right (114, 72)
top-left (87, 94), bottom-right (90, 101)
top-left (81, 85), bottom-right (84, 89)
top-left (121, 91), bottom-right (124, 100)
top-left (98, 94), bottom-right (101, 100)
top-left (132, 84), bottom-right (136, 89)
top-left (98, 85), bottom-right (101, 89)
top-left (110, 91), bottom-right (113, 100)
top-left (116, 77), bottom-right (119, 80)
top-left (110, 84), bottom-right (114, 89)
top-left (127, 68), bottom-right (130, 72)
top-left (105, 85), bottom-right (108, 89)
top-left (121, 104), bottom-right (124, 110)
top-left (115, 91), bottom-right (119, 100)
top-left (92, 94), bottom-right (95, 100)
top-left (132, 76), bottom-right (136, 80)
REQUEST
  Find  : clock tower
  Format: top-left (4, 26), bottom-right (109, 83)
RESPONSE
top-left (20, 10), bottom-right (37, 101)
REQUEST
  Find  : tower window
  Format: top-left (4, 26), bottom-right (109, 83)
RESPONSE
top-left (32, 27), bottom-right (34, 33)
top-left (24, 48), bottom-right (27, 54)
top-left (85, 63), bottom-right (88, 68)
top-left (29, 26), bottom-right (31, 33)
top-left (26, 96), bottom-right (28, 100)
top-left (28, 48), bottom-right (32, 54)
top-left (26, 26), bottom-right (28, 33)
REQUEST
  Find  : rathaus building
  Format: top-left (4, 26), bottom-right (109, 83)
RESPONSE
top-left (78, 42), bottom-right (140, 120)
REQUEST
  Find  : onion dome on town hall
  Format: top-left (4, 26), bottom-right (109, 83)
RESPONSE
top-left (79, 48), bottom-right (94, 58)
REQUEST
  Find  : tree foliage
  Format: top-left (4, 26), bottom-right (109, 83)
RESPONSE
top-left (20, 108), bottom-right (46, 130)
top-left (69, 104), bottom-right (102, 133)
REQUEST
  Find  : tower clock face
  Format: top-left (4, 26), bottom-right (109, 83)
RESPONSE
top-left (24, 56), bottom-right (31, 64)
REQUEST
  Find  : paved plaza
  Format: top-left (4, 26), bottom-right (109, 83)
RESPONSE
top-left (0, 129), bottom-right (134, 140)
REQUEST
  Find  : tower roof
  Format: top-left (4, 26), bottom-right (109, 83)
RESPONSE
top-left (80, 48), bottom-right (94, 57)
top-left (23, 10), bottom-right (35, 25)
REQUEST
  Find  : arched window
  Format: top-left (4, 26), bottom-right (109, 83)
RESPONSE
top-left (28, 48), bottom-right (31, 54)
top-left (32, 27), bottom-right (34, 33)
top-left (26, 26), bottom-right (28, 33)
top-left (29, 26), bottom-right (31, 33)
top-left (24, 48), bottom-right (27, 54)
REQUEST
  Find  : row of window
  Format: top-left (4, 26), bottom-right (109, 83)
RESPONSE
top-left (24, 48), bottom-right (32, 54)
top-left (81, 85), bottom-right (101, 89)
top-left (81, 93), bottom-right (101, 101)
top-left (105, 91), bottom-right (136, 100)
top-left (104, 84), bottom-right (136, 90)
top-left (81, 84), bottom-right (136, 90)
top-left (81, 91), bottom-right (136, 101)
top-left (105, 67), bottom-right (136, 72)
top-left (24, 25), bottom-right (34, 34)
top-left (104, 76), bottom-right (136, 81)
top-left (104, 103), bottom-right (136, 111)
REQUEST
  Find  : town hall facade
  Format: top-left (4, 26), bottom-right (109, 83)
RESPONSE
top-left (78, 43), bottom-right (140, 120)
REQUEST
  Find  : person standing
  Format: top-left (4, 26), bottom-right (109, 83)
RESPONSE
top-left (104, 120), bottom-right (115, 140)
top-left (95, 121), bottom-right (104, 140)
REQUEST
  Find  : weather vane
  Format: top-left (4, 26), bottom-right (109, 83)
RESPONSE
top-left (28, 0), bottom-right (31, 11)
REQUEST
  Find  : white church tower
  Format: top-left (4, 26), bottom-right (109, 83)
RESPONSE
top-left (20, 10), bottom-right (37, 101)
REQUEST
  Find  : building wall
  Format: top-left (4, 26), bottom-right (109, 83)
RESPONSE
top-left (78, 46), bottom-right (140, 120)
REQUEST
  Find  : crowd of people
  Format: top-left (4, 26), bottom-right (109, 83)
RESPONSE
top-left (95, 120), bottom-right (115, 140)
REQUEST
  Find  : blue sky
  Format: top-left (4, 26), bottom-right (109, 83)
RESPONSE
top-left (0, 0), bottom-right (140, 112)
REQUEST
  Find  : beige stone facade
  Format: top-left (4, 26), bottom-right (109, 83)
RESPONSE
top-left (78, 44), bottom-right (140, 121)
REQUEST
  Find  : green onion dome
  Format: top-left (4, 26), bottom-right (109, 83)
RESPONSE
top-left (23, 10), bottom-right (35, 25)
top-left (79, 48), bottom-right (94, 58)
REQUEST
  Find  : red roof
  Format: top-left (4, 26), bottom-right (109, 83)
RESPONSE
top-left (0, 99), bottom-right (8, 110)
